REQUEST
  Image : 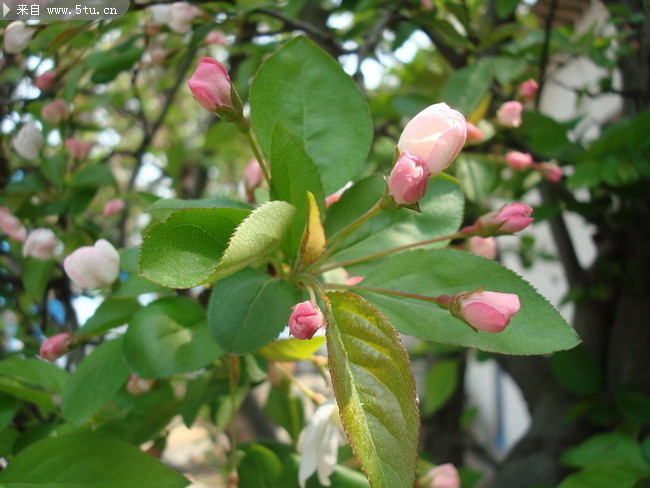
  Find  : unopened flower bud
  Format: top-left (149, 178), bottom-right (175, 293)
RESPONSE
top-left (63, 239), bottom-right (120, 289)
top-left (518, 78), bottom-right (539, 101)
top-left (244, 159), bottom-right (264, 190)
top-left (537, 162), bottom-right (562, 182)
top-left (0, 207), bottom-right (27, 242)
top-left (4, 21), bottom-right (36, 54)
top-left (474, 203), bottom-right (534, 236)
top-left (41, 99), bottom-right (70, 125)
top-left (66, 139), bottom-right (93, 161)
top-left (35, 70), bottom-right (57, 91)
top-left (102, 198), bottom-right (126, 218)
top-left (465, 236), bottom-right (496, 260)
top-left (324, 182), bottom-right (352, 208)
top-left (187, 57), bottom-right (242, 122)
top-left (289, 301), bottom-right (325, 340)
top-left (448, 289), bottom-right (520, 333)
top-left (40, 332), bottom-right (73, 361)
top-left (205, 30), bottom-right (225, 45)
top-left (126, 374), bottom-right (154, 395)
top-left (397, 103), bottom-right (467, 176)
top-left (22, 228), bottom-right (62, 260)
top-left (465, 121), bottom-right (484, 143)
top-left (388, 151), bottom-right (429, 205)
top-left (13, 122), bottom-right (44, 160)
top-left (168, 2), bottom-right (202, 34)
top-left (505, 151), bottom-right (533, 170)
top-left (427, 463), bottom-right (460, 488)
top-left (496, 101), bottom-right (523, 128)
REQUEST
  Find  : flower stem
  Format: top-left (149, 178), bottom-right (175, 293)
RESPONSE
top-left (225, 355), bottom-right (239, 483)
top-left (242, 124), bottom-right (272, 187)
top-left (273, 362), bottom-right (326, 405)
top-left (323, 282), bottom-right (444, 305)
top-left (315, 229), bottom-right (470, 274)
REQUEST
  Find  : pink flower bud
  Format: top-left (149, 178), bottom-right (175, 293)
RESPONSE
top-left (63, 239), bottom-right (120, 289)
top-left (388, 151), bottom-right (429, 205)
top-left (13, 122), bottom-right (44, 160)
top-left (289, 301), bottom-right (325, 340)
top-left (205, 30), bottom-right (226, 45)
top-left (22, 228), bottom-right (62, 260)
top-left (496, 101), bottom-right (523, 128)
top-left (168, 2), bottom-right (202, 34)
top-left (465, 236), bottom-right (496, 260)
top-left (4, 21), bottom-right (36, 54)
top-left (475, 203), bottom-right (534, 236)
top-left (126, 374), bottom-right (154, 395)
top-left (325, 182), bottom-right (352, 208)
top-left (465, 121), bottom-right (484, 143)
top-left (102, 198), bottom-right (126, 218)
top-left (450, 290), bottom-right (520, 333)
top-left (35, 70), bottom-right (57, 91)
top-left (0, 207), bottom-right (27, 242)
top-left (537, 162), bottom-right (562, 182)
top-left (244, 159), bottom-right (264, 190)
top-left (345, 275), bottom-right (364, 286)
top-left (505, 151), bottom-right (533, 170)
top-left (519, 78), bottom-right (539, 101)
top-left (40, 332), bottom-right (73, 361)
top-left (427, 463), bottom-right (460, 488)
top-left (397, 103), bottom-right (467, 176)
top-left (41, 99), bottom-right (70, 125)
top-left (187, 57), bottom-right (236, 116)
top-left (65, 139), bottom-right (93, 161)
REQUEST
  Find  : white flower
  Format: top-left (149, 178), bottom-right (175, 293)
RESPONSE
top-left (4, 21), bottom-right (36, 54)
top-left (12, 122), bottom-right (44, 160)
top-left (299, 401), bottom-right (343, 487)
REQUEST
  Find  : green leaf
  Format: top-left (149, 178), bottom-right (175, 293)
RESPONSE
top-left (550, 346), bottom-right (602, 396)
top-left (0, 432), bottom-right (189, 488)
top-left (270, 123), bottom-right (325, 259)
top-left (112, 275), bottom-right (171, 298)
top-left (139, 207), bottom-right (249, 289)
top-left (0, 377), bottom-right (55, 410)
top-left (22, 258), bottom-right (54, 300)
top-left (440, 62), bottom-right (492, 115)
top-left (326, 292), bottom-right (419, 488)
top-left (561, 433), bottom-right (649, 472)
top-left (258, 337), bottom-right (326, 361)
top-left (496, 0), bottom-right (519, 19)
top-left (0, 358), bottom-right (68, 394)
top-left (208, 268), bottom-right (303, 354)
top-left (250, 36), bottom-right (373, 194)
top-left (72, 164), bottom-right (116, 189)
top-left (517, 112), bottom-right (573, 159)
top-left (41, 154), bottom-right (66, 187)
top-left (61, 338), bottom-right (130, 426)
top-left (88, 46), bottom-right (144, 84)
top-left (455, 155), bottom-right (499, 203)
top-left (265, 385), bottom-right (304, 443)
top-left (181, 371), bottom-right (211, 427)
top-left (327, 175), bottom-right (464, 273)
top-left (357, 249), bottom-right (580, 355)
top-left (238, 444), bottom-right (283, 488)
top-left (124, 297), bottom-right (224, 379)
top-left (557, 461), bottom-right (645, 488)
top-left (79, 297), bottom-right (141, 335)
top-left (423, 359), bottom-right (459, 416)
top-left (146, 198), bottom-right (252, 221)
top-left (0, 392), bottom-right (18, 431)
top-left (211, 201), bottom-right (295, 282)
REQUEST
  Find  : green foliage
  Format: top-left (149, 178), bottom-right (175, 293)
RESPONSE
top-left (79, 297), bottom-right (141, 335)
top-left (250, 36), bottom-right (373, 194)
top-left (327, 292), bottom-right (419, 488)
top-left (422, 359), bottom-right (459, 416)
top-left (550, 346), bottom-right (602, 396)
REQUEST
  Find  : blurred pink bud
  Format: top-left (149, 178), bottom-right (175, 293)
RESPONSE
top-left (0, 207), bottom-right (27, 242)
top-left (289, 301), bottom-right (325, 340)
top-left (388, 151), bottom-right (429, 205)
top-left (244, 159), bottom-right (264, 189)
top-left (126, 374), bottom-right (154, 395)
top-left (63, 239), bottom-right (120, 289)
top-left (4, 21), bottom-right (36, 54)
top-left (205, 30), bottom-right (226, 45)
top-left (13, 122), bottom-right (44, 160)
top-left (398, 103), bottom-right (467, 176)
top-left (168, 2), bottom-right (202, 33)
top-left (505, 151), bottom-right (533, 170)
top-left (22, 228), bottom-right (62, 260)
top-left (345, 275), bottom-right (364, 286)
top-left (465, 122), bottom-right (483, 143)
top-left (41, 99), bottom-right (70, 125)
top-left (466, 236), bottom-right (497, 260)
top-left (475, 203), bottom-right (534, 236)
top-left (325, 182), bottom-right (352, 208)
top-left (40, 332), bottom-right (73, 361)
top-left (102, 198), bottom-right (126, 218)
top-left (187, 57), bottom-right (236, 115)
top-left (420, 0), bottom-right (434, 11)
top-left (519, 78), bottom-right (539, 101)
top-left (65, 139), bottom-right (93, 161)
top-left (538, 162), bottom-right (562, 182)
top-left (148, 48), bottom-right (168, 65)
top-left (450, 290), bottom-right (520, 333)
top-left (427, 463), bottom-right (460, 488)
top-left (35, 70), bottom-right (57, 91)
top-left (496, 101), bottom-right (523, 128)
